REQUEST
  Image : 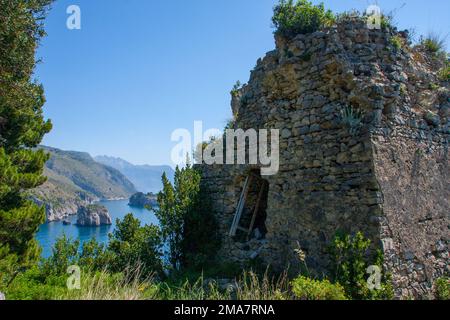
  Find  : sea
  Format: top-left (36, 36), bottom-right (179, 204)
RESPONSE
top-left (35, 199), bottom-right (159, 258)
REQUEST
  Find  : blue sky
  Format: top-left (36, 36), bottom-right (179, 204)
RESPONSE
top-left (37, 0), bottom-right (450, 166)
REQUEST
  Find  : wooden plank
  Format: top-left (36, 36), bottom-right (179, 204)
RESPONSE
top-left (229, 175), bottom-right (252, 237)
top-left (236, 226), bottom-right (249, 233)
top-left (230, 177), bottom-right (249, 237)
top-left (247, 181), bottom-right (266, 240)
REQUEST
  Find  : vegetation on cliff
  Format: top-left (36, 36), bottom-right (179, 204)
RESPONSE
top-left (272, 0), bottom-right (335, 39)
top-left (39, 146), bottom-right (136, 199)
top-left (128, 192), bottom-right (157, 208)
top-left (30, 146), bottom-right (137, 221)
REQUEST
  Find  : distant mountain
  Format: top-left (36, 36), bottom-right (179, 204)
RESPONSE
top-left (94, 156), bottom-right (174, 193)
top-left (31, 146), bottom-right (137, 221)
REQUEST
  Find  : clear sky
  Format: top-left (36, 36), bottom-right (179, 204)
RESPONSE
top-left (37, 0), bottom-right (450, 166)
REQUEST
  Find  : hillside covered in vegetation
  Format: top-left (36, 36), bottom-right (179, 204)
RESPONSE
top-left (30, 146), bottom-right (136, 221)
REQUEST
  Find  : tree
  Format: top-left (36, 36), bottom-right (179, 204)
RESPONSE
top-left (155, 163), bottom-right (220, 271)
top-left (108, 214), bottom-right (163, 278)
top-left (0, 0), bottom-right (54, 287)
top-left (155, 164), bottom-right (200, 270)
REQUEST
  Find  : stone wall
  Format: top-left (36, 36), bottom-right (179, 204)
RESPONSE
top-left (198, 17), bottom-right (449, 299)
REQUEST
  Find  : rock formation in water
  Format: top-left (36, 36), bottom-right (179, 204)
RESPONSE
top-left (128, 192), bottom-right (158, 208)
top-left (76, 205), bottom-right (112, 226)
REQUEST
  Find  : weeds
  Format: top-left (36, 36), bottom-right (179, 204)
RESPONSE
top-left (421, 33), bottom-right (447, 55)
top-left (389, 35), bottom-right (403, 52)
top-left (340, 106), bottom-right (364, 136)
top-left (434, 277), bottom-right (449, 300)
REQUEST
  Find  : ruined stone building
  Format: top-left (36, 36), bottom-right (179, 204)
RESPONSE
top-left (198, 18), bottom-right (449, 298)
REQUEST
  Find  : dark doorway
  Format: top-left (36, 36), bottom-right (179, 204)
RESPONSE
top-left (230, 169), bottom-right (269, 242)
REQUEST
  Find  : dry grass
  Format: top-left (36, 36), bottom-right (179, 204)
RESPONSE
top-left (61, 265), bottom-right (158, 300)
top-left (59, 267), bottom-right (292, 300)
top-left (234, 271), bottom-right (291, 300)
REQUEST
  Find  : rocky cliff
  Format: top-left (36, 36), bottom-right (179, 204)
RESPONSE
top-left (128, 192), bottom-right (158, 208)
top-left (31, 146), bottom-right (137, 221)
top-left (198, 16), bottom-right (449, 299)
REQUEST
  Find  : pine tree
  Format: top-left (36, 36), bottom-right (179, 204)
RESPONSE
top-left (0, 0), bottom-right (53, 287)
top-left (155, 164), bottom-right (201, 270)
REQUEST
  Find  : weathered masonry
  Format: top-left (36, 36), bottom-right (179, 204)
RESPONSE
top-left (197, 18), bottom-right (449, 299)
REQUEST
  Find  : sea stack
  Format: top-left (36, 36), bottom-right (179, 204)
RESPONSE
top-left (76, 205), bottom-right (112, 227)
top-left (128, 192), bottom-right (157, 208)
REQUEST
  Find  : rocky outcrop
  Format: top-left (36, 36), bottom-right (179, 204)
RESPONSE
top-left (128, 192), bottom-right (157, 208)
top-left (31, 193), bottom-right (97, 222)
top-left (31, 146), bottom-right (137, 222)
top-left (76, 205), bottom-right (112, 226)
top-left (198, 16), bottom-right (449, 299)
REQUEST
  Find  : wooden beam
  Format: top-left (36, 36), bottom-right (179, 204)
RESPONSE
top-left (229, 175), bottom-right (252, 237)
top-left (247, 181), bottom-right (267, 240)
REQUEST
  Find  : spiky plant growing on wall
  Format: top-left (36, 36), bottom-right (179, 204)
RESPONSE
top-left (340, 106), bottom-right (364, 136)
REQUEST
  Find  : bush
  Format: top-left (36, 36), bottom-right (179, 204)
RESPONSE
top-left (291, 276), bottom-right (347, 300)
top-left (41, 235), bottom-right (80, 277)
top-left (439, 62), bottom-right (450, 81)
top-left (230, 80), bottom-right (242, 97)
top-left (5, 266), bottom-right (67, 300)
top-left (108, 214), bottom-right (164, 278)
top-left (421, 33), bottom-right (447, 54)
top-left (272, 0), bottom-right (335, 39)
top-left (435, 277), bottom-right (449, 300)
top-left (78, 238), bottom-right (113, 271)
top-left (389, 35), bottom-right (403, 52)
top-left (329, 232), bottom-right (394, 300)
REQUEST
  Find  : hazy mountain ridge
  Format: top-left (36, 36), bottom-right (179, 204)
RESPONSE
top-left (94, 155), bottom-right (174, 193)
top-left (31, 146), bottom-right (137, 221)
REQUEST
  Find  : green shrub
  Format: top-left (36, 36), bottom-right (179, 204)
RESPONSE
top-left (435, 277), bottom-right (449, 300)
top-left (5, 266), bottom-right (67, 300)
top-left (389, 35), bottom-right (403, 52)
top-left (329, 232), bottom-right (394, 300)
top-left (421, 33), bottom-right (447, 54)
top-left (291, 276), bottom-right (347, 300)
top-left (380, 14), bottom-right (394, 30)
top-left (438, 62), bottom-right (450, 82)
top-left (272, 0), bottom-right (335, 39)
top-left (230, 80), bottom-right (242, 97)
top-left (41, 235), bottom-right (80, 277)
top-left (108, 214), bottom-right (164, 278)
top-left (428, 83), bottom-right (439, 90)
top-left (78, 238), bottom-right (114, 271)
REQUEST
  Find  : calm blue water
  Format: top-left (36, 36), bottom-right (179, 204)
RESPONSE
top-left (36, 200), bottom-right (159, 258)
